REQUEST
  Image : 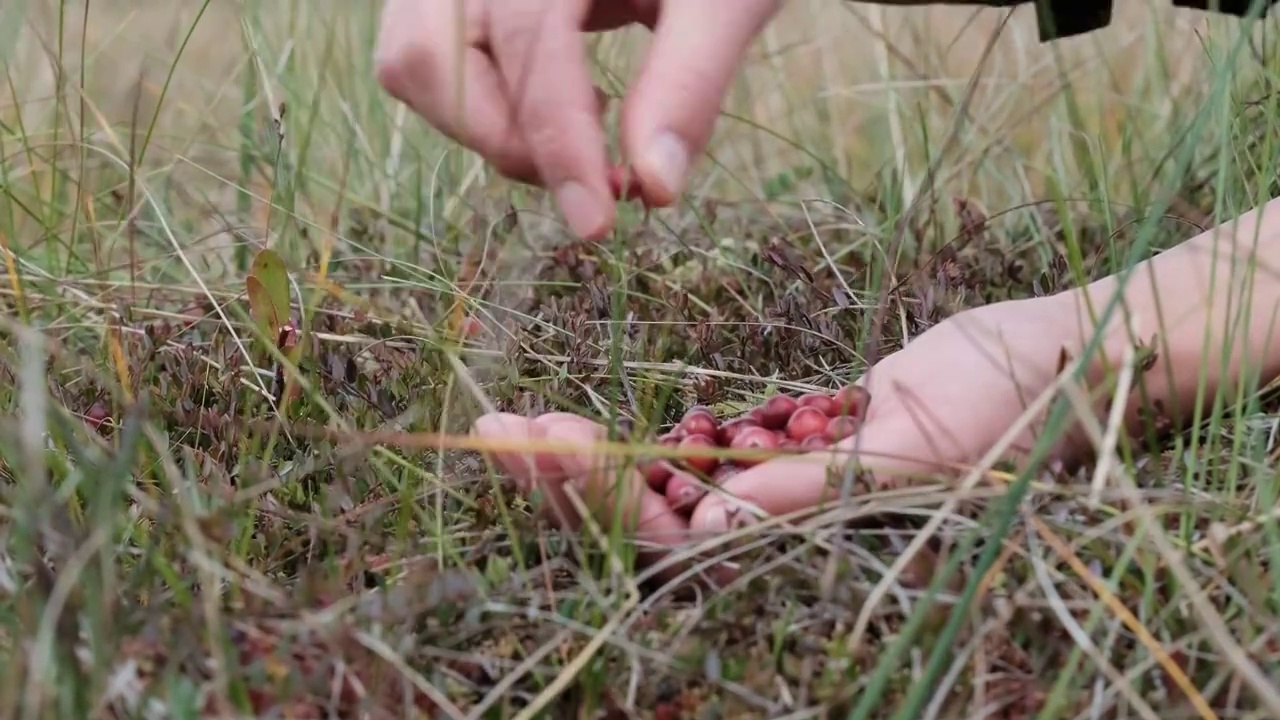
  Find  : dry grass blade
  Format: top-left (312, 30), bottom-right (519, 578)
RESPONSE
top-left (5, 1), bottom-right (1280, 718)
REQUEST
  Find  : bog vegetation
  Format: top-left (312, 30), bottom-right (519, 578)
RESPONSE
top-left (3, 1), bottom-right (1280, 718)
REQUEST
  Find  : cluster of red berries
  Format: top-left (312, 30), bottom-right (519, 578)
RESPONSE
top-left (639, 386), bottom-right (871, 515)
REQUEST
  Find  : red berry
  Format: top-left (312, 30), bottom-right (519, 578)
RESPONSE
top-left (678, 434), bottom-right (719, 475)
top-left (658, 430), bottom-right (684, 446)
top-left (797, 392), bottom-right (839, 417)
top-left (786, 406), bottom-right (828, 441)
top-left (665, 472), bottom-right (707, 511)
top-left (718, 417), bottom-right (758, 446)
top-left (730, 425), bottom-right (779, 467)
top-left (85, 401), bottom-right (110, 431)
top-left (458, 315), bottom-right (484, 338)
top-left (608, 165), bottom-right (659, 209)
top-left (758, 395), bottom-right (798, 430)
top-left (779, 438), bottom-right (801, 452)
top-left (801, 434), bottom-right (830, 451)
top-left (640, 460), bottom-right (673, 491)
top-left (679, 408), bottom-right (719, 439)
top-left (608, 165), bottom-right (646, 202)
top-left (834, 385), bottom-right (871, 417)
top-left (825, 416), bottom-right (861, 442)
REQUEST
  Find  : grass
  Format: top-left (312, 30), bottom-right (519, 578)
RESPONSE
top-left (4, 0), bottom-right (1280, 717)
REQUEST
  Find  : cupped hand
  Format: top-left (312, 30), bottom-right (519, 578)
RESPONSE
top-left (472, 292), bottom-right (1086, 581)
top-left (374, 0), bottom-right (782, 239)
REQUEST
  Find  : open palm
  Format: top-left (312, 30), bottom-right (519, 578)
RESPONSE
top-left (474, 293), bottom-right (1085, 578)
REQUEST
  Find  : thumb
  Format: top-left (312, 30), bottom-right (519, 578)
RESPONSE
top-left (688, 452), bottom-right (835, 534)
top-left (620, 0), bottom-right (781, 206)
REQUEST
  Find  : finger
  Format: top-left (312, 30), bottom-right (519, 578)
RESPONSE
top-left (374, 0), bottom-right (541, 183)
top-left (620, 0), bottom-right (782, 205)
top-left (689, 452), bottom-right (836, 534)
top-left (472, 413), bottom-right (567, 481)
top-left (534, 414), bottom-right (689, 548)
top-left (473, 413), bottom-right (579, 524)
top-left (488, 1), bottom-right (615, 240)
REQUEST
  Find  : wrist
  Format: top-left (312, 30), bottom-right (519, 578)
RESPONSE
top-left (1072, 227), bottom-right (1280, 432)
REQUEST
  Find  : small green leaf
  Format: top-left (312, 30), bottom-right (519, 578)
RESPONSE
top-left (246, 249), bottom-right (290, 338)
top-left (245, 275), bottom-right (280, 339)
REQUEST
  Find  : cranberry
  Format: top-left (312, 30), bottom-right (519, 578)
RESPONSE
top-left (730, 426), bottom-right (780, 467)
top-left (665, 472), bottom-right (707, 511)
top-left (759, 394), bottom-right (798, 430)
top-left (718, 416), bottom-right (758, 446)
top-left (679, 408), bottom-right (719, 439)
top-left (640, 460), bottom-right (673, 491)
top-left (678, 434), bottom-right (719, 475)
top-left (786, 406), bottom-right (828, 441)
top-left (797, 392), bottom-right (839, 417)
top-left (825, 416), bottom-right (861, 442)
top-left (801, 434), bottom-right (830, 451)
top-left (834, 385), bottom-right (871, 417)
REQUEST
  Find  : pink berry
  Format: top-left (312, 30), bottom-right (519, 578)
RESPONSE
top-left (678, 434), bottom-right (719, 475)
top-left (658, 430), bottom-right (684, 446)
top-left (825, 416), bottom-right (861, 442)
top-left (786, 406), bottom-right (828, 441)
top-left (718, 417), bottom-right (758, 447)
top-left (758, 395), bottom-right (798, 430)
top-left (797, 392), bottom-right (839, 417)
top-left (730, 425), bottom-right (779, 467)
top-left (665, 472), bottom-right (707, 511)
top-left (679, 408), bottom-right (719, 439)
top-left (85, 402), bottom-right (110, 431)
top-left (801, 434), bottom-right (830, 451)
top-left (834, 385), bottom-right (871, 417)
top-left (640, 460), bottom-right (673, 491)
top-left (608, 165), bottom-right (654, 208)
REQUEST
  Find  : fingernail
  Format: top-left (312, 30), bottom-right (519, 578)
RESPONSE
top-left (643, 131), bottom-right (689, 197)
top-left (554, 181), bottom-right (609, 239)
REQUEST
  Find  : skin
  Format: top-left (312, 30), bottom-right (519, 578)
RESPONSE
top-left (377, 1), bottom-right (1280, 579)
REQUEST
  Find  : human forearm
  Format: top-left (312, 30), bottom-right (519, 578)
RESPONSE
top-left (1072, 198), bottom-right (1280, 433)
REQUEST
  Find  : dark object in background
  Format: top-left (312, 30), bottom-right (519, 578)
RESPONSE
top-left (855, 0), bottom-right (1279, 42)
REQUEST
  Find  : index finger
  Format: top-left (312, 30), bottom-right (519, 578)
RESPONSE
top-left (488, 1), bottom-right (615, 240)
top-left (688, 452), bottom-right (839, 534)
